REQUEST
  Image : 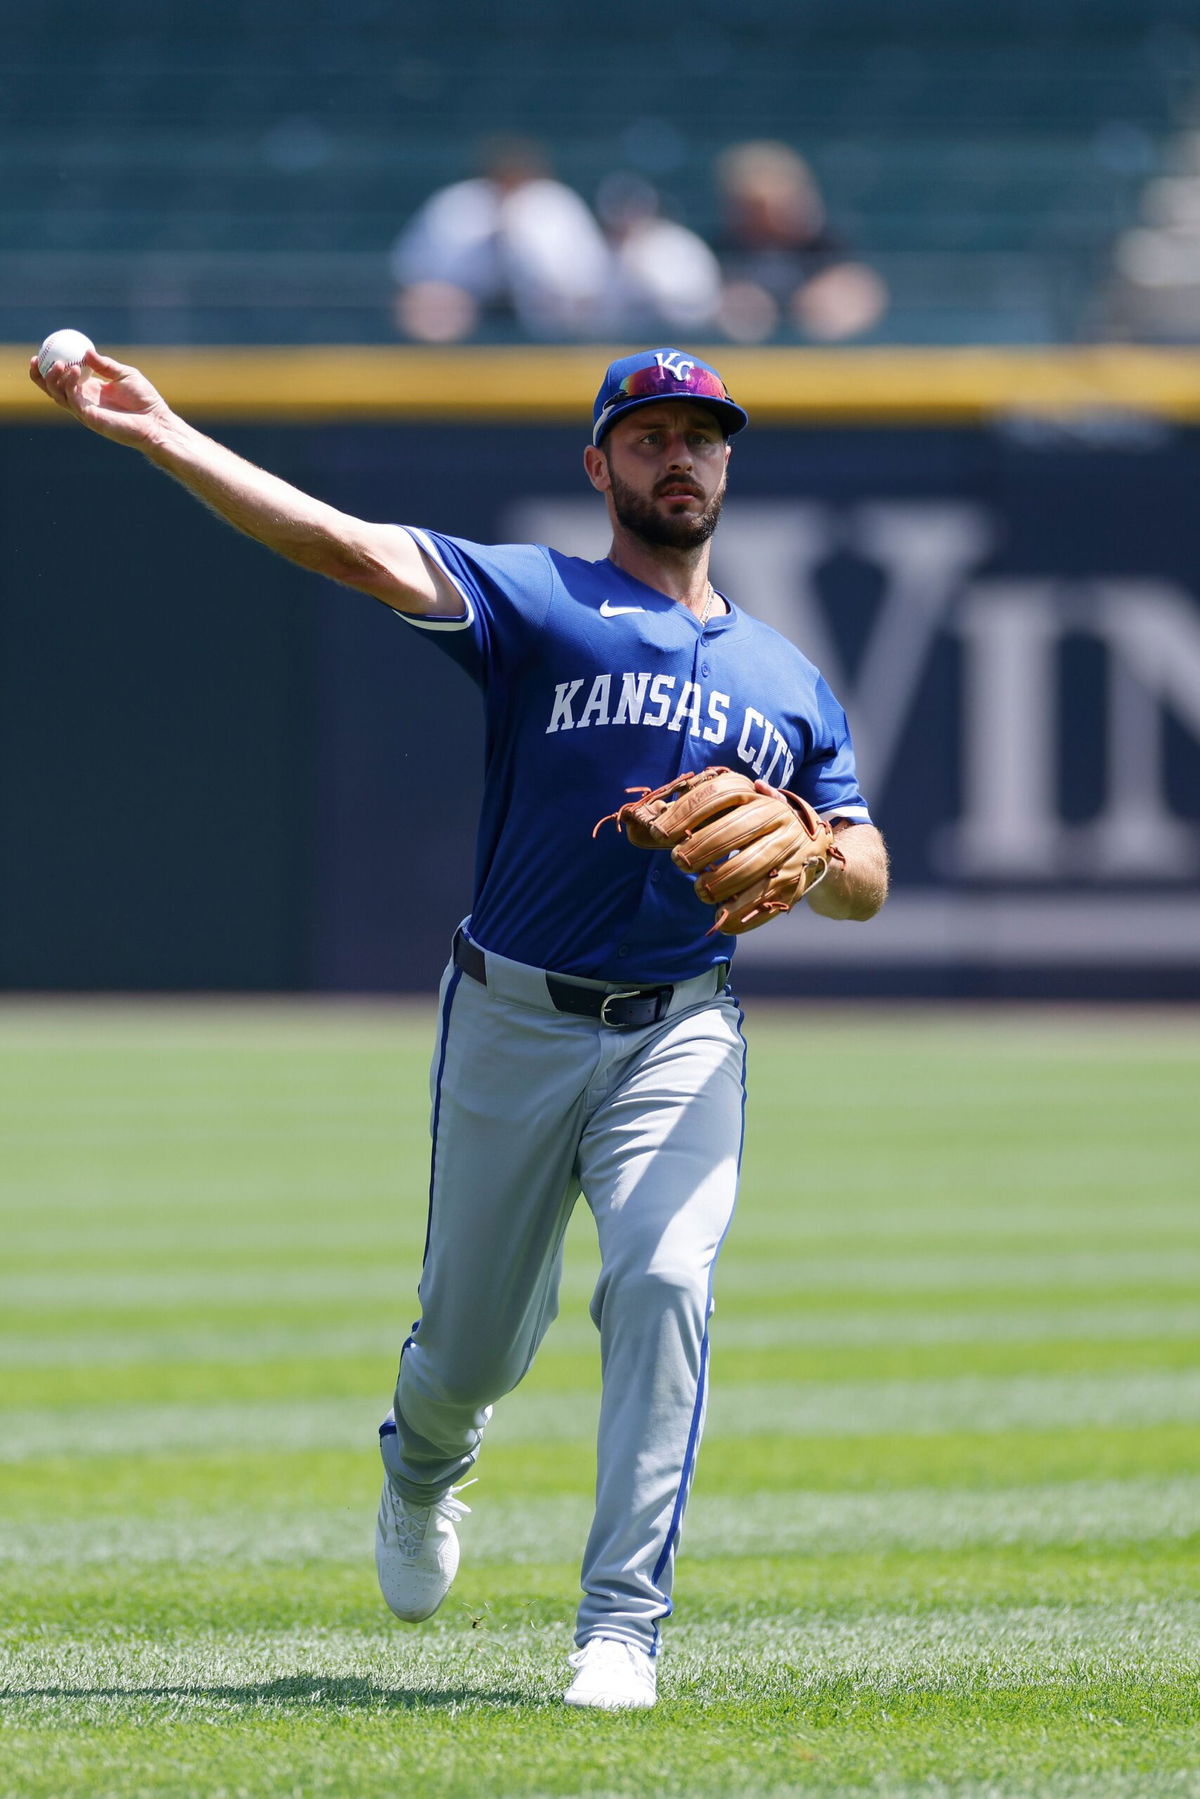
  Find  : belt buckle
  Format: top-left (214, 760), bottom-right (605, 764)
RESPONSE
top-left (599, 987), bottom-right (643, 1028)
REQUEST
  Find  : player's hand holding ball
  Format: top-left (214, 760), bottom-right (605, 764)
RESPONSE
top-left (30, 328), bottom-right (171, 448)
top-left (37, 329), bottom-right (95, 379)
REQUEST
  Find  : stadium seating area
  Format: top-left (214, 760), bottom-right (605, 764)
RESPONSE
top-left (2, 0), bottom-right (1198, 344)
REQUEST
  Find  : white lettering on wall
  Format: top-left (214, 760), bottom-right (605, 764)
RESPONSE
top-left (946, 579), bottom-right (1200, 878)
top-left (711, 501), bottom-right (992, 798)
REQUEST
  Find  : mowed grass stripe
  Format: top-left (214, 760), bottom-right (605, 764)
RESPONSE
top-left (4, 1286), bottom-right (1198, 1352)
top-left (6, 1541), bottom-right (1198, 1635)
top-left (6, 1601), bottom-right (1200, 1696)
top-left (3, 1297), bottom-right (1200, 1370)
top-left (5, 1475), bottom-right (1200, 1568)
top-left (6, 1329), bottom-right (1200, 1406)
top-left (6, 1422), bottom-right (1200, 1519)
top-left (8, 1246), bottom-right (1200, 1310)
top-left (7, 1366), bottom-right (1198, 1462)
top-left (8, 1198), bottom-right (1199, 1252)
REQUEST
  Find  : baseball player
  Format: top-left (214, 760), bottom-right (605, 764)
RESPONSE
top-left (31, 341), bottom-right (888, 1710)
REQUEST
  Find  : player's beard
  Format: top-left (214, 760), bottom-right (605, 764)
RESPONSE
top-left (607, 467), bottom-right (725, 550)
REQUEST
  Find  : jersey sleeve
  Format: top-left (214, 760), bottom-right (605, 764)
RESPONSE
top-left (794, 674), bottom-right (873, 824)
top-left (389, 529), bottom-right (555, 685)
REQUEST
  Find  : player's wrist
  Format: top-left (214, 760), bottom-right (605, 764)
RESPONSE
top-left (140, 409), bottom-right (195, 465)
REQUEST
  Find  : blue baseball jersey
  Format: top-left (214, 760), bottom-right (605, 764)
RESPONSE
top-left (397, 530), bottom-right (872, 983)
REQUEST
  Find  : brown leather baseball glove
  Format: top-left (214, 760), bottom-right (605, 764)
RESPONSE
top-left (595, 765), bottom-right (844, 934)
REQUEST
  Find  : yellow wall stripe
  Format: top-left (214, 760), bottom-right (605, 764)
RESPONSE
top-left (8, 344), bottom-right (1200, 424)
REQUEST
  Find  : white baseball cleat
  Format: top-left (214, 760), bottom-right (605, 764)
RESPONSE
top-left (375, 1478), bottom-right (472, 1622)
top-left (563, 1636), bottom-right (658, 1709)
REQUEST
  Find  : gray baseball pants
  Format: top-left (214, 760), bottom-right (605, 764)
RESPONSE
top-left (380, 927), bottom-right (747, 1655)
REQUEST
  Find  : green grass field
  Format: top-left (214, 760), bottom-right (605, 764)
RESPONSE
top-left (1, 1001), bottom-right (1198, 1799)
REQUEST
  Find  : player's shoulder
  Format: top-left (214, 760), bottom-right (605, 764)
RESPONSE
top-left (403, 530), bottom-right (559, 632)
top-left (409, 529), bottom-right (551, 584)
top-left (542, 547), bottom-right (614, 589)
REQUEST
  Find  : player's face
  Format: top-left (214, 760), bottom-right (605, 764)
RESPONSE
top-left (599, 403), bottom-right (730, 550)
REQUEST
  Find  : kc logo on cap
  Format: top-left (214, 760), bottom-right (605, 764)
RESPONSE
top-left (591, 349), bottom-right (750, 445)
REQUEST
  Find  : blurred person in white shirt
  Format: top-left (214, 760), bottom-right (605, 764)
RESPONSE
top-left (391, 135), bottom-right (613, 342)
top-left (596, 173), bottom-right (722, 337)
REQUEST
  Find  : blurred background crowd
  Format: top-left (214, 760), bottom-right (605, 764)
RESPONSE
top-left (5, 0), bottom-right (1200, 348)
top-left (389, 133), bottom-right (889, 346)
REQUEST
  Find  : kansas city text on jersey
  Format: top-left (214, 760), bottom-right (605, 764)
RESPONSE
top-left (544, 671), bottom-right (796, 788)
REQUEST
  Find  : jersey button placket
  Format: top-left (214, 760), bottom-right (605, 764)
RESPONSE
top-left (696, 635), bottom-right (714, 751)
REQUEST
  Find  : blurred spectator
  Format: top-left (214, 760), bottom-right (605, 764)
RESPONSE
top-left (390, 135), bottom-right (612, 342)
top-left (595, 173), bottom-right (723, 336)
top-left (1099, 129), bottom-right (1200, 341)
top-left (713, 140), bottom-right (889, 343)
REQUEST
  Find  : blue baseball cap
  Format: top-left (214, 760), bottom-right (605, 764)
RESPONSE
top-left (592, 349), bottom-right (749, 446)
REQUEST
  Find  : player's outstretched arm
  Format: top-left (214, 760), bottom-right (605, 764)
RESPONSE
top-left (27, 348), bottom-right (460, 617)
top-left (805, 821), bottom-right (889, 921)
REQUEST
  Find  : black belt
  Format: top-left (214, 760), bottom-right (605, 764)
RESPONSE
top-left (452, 928), bottom-right (675, 1030)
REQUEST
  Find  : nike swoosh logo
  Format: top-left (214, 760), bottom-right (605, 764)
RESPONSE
top-left (599, 599), bottom-right (645, 618)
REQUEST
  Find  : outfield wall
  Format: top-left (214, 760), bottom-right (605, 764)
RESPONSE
top-left (3, 347), bottom-right (1199, 997)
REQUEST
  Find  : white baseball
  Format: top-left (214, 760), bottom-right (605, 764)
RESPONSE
top-left (37, 329), bottom-right (95, 379)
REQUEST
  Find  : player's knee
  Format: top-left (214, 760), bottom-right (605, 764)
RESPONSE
top-left (591, 1259), bottom-right (711, 1328)
top-left (400, 1339), bottom-right (526, 1417)
top-left (433, 1355), bottom-right (527, 1413)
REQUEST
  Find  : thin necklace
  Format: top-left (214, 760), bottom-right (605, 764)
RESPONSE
top-left (699, 583), bottom-right (717, 627)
